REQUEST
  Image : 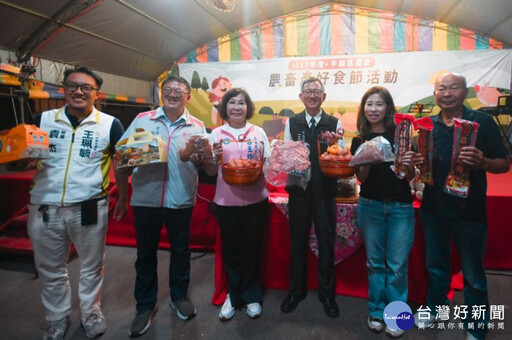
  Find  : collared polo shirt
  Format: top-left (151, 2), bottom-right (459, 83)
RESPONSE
top-left (421, 107), bottom-right (507, 221)
top-left (121, 107), bottom-right (206, 209)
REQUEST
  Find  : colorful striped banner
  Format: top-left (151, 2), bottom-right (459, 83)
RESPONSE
top-left (307, 7), bottom-right (320, 56)
top-left (273, 18), bottom-right (284, 59)
top-left (330, 4), bottom-right (343, 55)
top-left (177, 3), bottom-right (505, 67)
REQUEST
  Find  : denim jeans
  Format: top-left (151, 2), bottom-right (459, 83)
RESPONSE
top-left (358, 197), bottom-right (414, 319)
top-left (132, 206), bottom-right (193, 311)
top-left (420, 210), bottom-right (488, 340)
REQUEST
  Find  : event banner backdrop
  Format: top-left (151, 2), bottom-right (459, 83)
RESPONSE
top-left (179, 49), bottom-right (512, 139)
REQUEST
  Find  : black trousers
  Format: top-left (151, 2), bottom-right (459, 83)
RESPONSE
top-left (288, 193), bottom-right (336, 300)
top-left (132, 206), bottom-right (193, 311)
top-left (216, 199), bottom-right (268, 308)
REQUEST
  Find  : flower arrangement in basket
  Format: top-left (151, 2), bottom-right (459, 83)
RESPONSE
top-left (221, 138), bottom-right (264, 186)
top-left (317, 130), bottom-right (355, 178)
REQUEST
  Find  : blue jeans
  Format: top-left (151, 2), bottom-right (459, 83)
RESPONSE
top-left (420, 210), bottom-right (488, 340)
top-left (358, 197), bottom-right (414, 318)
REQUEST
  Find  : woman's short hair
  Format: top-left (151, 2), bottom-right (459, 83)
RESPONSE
top-left (218, 88), bottom-right (255, 121)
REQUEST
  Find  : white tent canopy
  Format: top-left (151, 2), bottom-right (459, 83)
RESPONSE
top-left (0, 0), bottom-right (511, 98)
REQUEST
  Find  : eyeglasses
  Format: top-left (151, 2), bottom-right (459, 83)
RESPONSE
top-left (302, 89), bottom-right (323, 96)
top-left (162, 87), bottom-right (189, 96)
top-left (62, 82), bottom-right (98, 93)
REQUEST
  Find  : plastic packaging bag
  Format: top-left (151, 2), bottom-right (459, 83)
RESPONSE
top-left (178, 134), bottom-right (214, 166)
top-left (413, 116), bottom-right (434, 185)
top-left (348, 136), bottom-right (395, 167)
top-left (264, 140), bottom-right (311, 190)
top-left (390, 113), bottom-right (414, 179)
top-left (444, 118), bottom-right (479, 198)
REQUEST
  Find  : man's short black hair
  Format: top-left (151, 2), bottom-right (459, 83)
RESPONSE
top-left (63, 65), bottom-right (103, 89)
top-left (161, 75), bottom-right (191, 93)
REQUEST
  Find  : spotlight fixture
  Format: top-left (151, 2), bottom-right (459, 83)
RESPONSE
top-left (207, 0), bottom-right (236, 13)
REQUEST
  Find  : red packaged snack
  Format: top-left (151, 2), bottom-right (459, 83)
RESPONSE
top-left (390, 113), bottom-right (415, 179)
top-left (444, 118), bottom-right (479, 198)
top-left (412, 116), bottom-right (434, 185)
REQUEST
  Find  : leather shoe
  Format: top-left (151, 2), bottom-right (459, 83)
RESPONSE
top-left (320, 297), bottom-right (339, 317)
top-left (280, 294), bottom-right (306, 313)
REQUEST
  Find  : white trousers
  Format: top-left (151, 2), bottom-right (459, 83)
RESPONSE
top-left (27, 199), bottom-right (108, 322)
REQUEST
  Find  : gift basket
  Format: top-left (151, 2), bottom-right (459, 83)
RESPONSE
top-left (221, 138), bottom-right (264, 186)
top-left (317, 130), bottom-right (355, 178)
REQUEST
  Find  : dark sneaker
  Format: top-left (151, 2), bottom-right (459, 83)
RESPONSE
top-left (42, 316), bottom-right (70, 340)
top-left (129, 308), bottom-right (157, 337)
top-left (170, 297), bottom-right (197, 321)
top-left (82, 308), bottom-right (107, 338)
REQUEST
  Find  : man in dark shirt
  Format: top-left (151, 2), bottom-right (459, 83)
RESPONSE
top-left (280, 77), bottom-right (343, 317)
top-left (414, 72), bottom-right (509, 340)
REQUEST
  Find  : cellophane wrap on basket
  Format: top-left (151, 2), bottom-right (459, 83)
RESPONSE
top-left (264, 140), bottom-right (311, 190)
top-left (178, 134), bottom-right (214, 166)
top-left (413, 116), bottom-right (434, 185)
top-left (348, 136), bottom-right (395, 167)
top-left (444, 118), bottom-right (479, 198)
top-left (390, 113), bottom-right (414, 179)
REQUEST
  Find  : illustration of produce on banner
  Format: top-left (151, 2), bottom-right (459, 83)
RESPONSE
top-left (173, 49), bottom-right (512, 143)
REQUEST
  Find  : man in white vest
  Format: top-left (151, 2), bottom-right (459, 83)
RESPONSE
top-left (11, 66), bottom-right (127, 340)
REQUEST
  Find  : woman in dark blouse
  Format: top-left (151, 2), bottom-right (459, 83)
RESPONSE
top-left (351, 86), bottom-right (415, 338)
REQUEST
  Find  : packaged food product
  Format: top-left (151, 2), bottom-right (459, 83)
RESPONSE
top-left (115, 128), bottom-right (167, 168)
top-left (178, 134), bottom-right (214, 166)
top-left (413, 116), bottom-right (434, 185)
top-left (0, 124), bottom-right (49, 164)
top-left (444, 118), bottom-right (479, 198)
top-left (264, 140), bottom-right (311, 189)
top-left (390, 113), bottom-right (415, 179)
top-left (348, 136), bottom-right (395, 167)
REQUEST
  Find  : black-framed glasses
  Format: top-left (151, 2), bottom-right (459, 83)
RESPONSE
top-left (62, 82), bottom-right (98, 93)
top-left (162, 87), bottom-right (189, 96)
top-left (303, 89), bottom-right (323, 96)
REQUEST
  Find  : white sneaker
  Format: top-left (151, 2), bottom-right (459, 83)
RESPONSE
top-left (385, 326), bottom-right (405, 338)
top-left (246, 302), bottom-right (262, 318)
top-left (413, 311), bottom-right (436, 328)
top-left (367, 316), bottom-right (385, 333)
top-left (219, 294), bottom-right (235, 321)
